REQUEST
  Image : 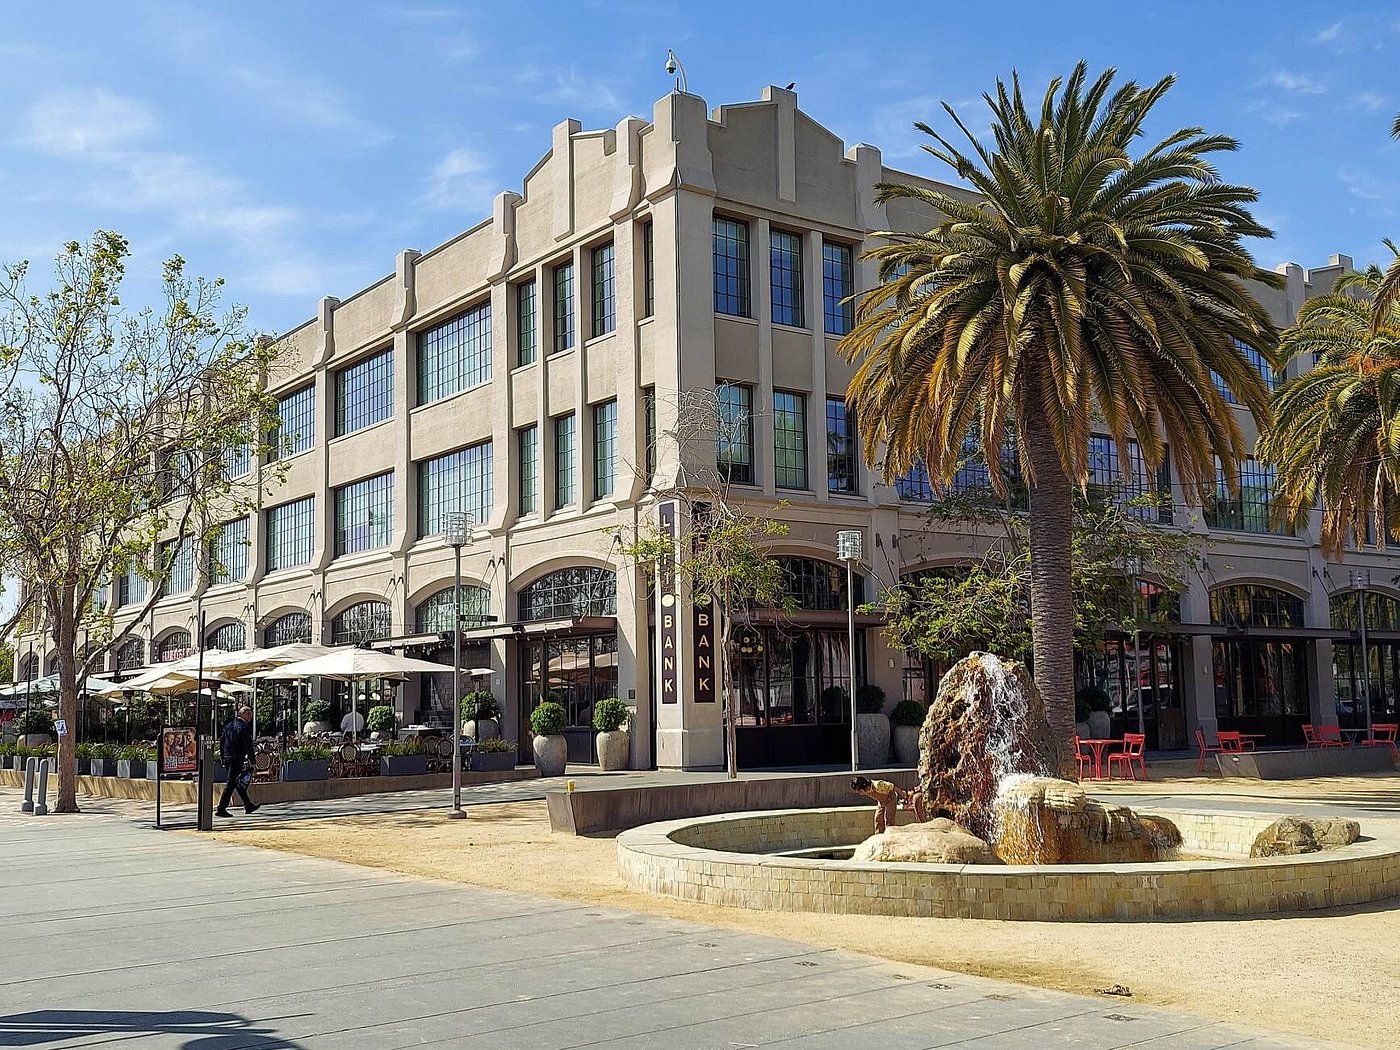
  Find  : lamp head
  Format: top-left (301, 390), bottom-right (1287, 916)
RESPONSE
top-left (443, 510), bottom-right (474, 549)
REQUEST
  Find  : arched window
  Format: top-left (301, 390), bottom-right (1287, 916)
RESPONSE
top-left (332, 601), bottom-right (391, 645)
top-left (208, 622), bottom-right (247, 652)
top-left (1330, 591), bottom-right (1400, 631)
top-left (1209, 585), bottom-right (1305, 629)
top-left (154, 631), bottom-right (193, 663)
top-left (44, 651), bottom-right (59, 675)
top-left (18, 652), bottom-right (39, 682)
top-left (778, 556), bottom-right (864, 611)
top-left (116, 639), bottom-right (145, 671)
top-left (263, 612), bottom-right (312, 647)
top-left (415, 586), bottom-right (490, 632)
top-left (518, 567), bottom-right (616, 621)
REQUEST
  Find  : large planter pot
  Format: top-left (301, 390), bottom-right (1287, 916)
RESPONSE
top-left (75, 757), bottom-right (92, 776)
top-left (892, 725), bottom-right (920, 767)
top-left (470, 751), bottom-right (516, 773)
top-left (89, 758), bottom-right (118, 778)
top-left (1087, 710), bottom-right (1112, 740)
top-left (116, 759), bottom-right (147, 779)
top-left (595, 730), bottom-right (629, 771)
top-left (463, 718), bottom-right (500, 743)
top-left (1075, 721), bottom-right (1091, 740)
top-left (855, 713), bottom-right (891, 769)
top-left (302, 721), bottom-right (331, 736)
top-left (533, 734), bottom-right (567, 777)
top-left (379, 754), bottom-right (428, 777)
top-left (8, 755), bottom-right (27, 772)
top-left (282, 759), bottom-right (330, 782)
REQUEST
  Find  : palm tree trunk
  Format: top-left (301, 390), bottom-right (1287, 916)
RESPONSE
top-left (1022, 401), bottom-right (1078, 779)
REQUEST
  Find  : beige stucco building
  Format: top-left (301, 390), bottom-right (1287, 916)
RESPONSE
top-left (17, 85), bottom-right (1394, 768)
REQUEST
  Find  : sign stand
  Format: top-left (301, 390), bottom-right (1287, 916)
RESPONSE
top-left (156, 726), bottom-right (198, 830)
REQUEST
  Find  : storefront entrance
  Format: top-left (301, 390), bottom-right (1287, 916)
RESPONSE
top-left (518, 633), bottom-right (618, 764)
top-left (1078, 636), bottom-right (1186, 750)
top-left (1210, 584), bottom-right (1311, 745)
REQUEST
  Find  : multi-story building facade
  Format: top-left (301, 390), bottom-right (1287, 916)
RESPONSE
top-left (15, 85), bottom-right (1391, 768)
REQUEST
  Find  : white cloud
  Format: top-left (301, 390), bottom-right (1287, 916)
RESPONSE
top-left (224, 64), bottom-right (387, 144)
top-left (422, 148), bottom-right (495, 213)
top-left (1244, 99), bottom-right (1304, 127)
top-left (1311, 21), bottom-right (1344, 45)
top-left (440, 34), bottom-right (477, 61)
top-left (1350, 92), bottom-right (1390, 112)
top-left (516, 64), bottom-right (625, 116)
top-left (27, 89), bottom-right (156, 157)
top-left (1268, 71), bottom-right (1327, 95)
top-left (1338, 169), bottom-right (1391, 202)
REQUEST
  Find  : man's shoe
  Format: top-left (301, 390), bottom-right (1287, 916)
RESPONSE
top-left (215, 809), bottom-right (233, 817)
top-left (245, 804), bottom-right (260, 814)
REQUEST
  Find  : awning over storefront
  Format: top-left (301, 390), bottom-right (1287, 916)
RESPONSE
top-left (1156, 623), bottom-right (1354, 642)
top-left (737, 609), bottom-right (886, 628)
top-left (383, 616), bottom-right (619, 644)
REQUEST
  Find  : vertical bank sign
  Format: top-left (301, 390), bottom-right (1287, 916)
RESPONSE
top-left (693, 594), bottom-right (716, 702)
top-left (658, 502), bottom-right (679, 704)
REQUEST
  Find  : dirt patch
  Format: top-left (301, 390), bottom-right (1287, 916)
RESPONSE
top-left (206, 797), bottom-right (1398, 1049)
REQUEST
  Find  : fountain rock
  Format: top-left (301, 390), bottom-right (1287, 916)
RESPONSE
top-left (992, 775), bottom-right (1182, 864)
top-left (1250, 816), bottom-right (1361, 858)
top-left (852, 818), bottom-right (998, 865)
top-left (917, 653), bottom-right (1060, 841)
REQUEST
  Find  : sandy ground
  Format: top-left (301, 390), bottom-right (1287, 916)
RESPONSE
top-left (201, 772), bottom-right (1400, 1049)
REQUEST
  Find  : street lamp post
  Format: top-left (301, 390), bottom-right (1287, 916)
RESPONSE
top-left (837, 530), bottom-right (863, 772)
top-left (1351, 569), bottom-right (1373, 735)
top-left (443, 511), bottom-right (474, 819)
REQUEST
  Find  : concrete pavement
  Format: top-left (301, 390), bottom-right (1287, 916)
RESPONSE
top-left (0, 791), bottom-right (1347, 1049)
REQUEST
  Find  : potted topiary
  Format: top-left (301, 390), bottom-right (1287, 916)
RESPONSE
top-left (117, 744), bottom-right (152, 779)
top-left (366, 705), bottom-right (396, 741)
top-left (0, 741), bottom-right (14, 771)
top-left (889, 700), bottom-right (926, 766)
top-left (14, 709), bottom-right (56, 749)
top-left (303, 699), bottom-right (332, 736)
top-left (1076, 685), bottom-right (1112, 740)
top-left (379, 739), bottom-right (428, 777)
top-left (74, 741), bottom-right (94, 776)
top-left (282, 742), bottom-right (332, 781)
top-left (470, 735), bottom-right (517, 773)
top-left (8, 743), bottom-right (29, 772)
top-left (854, 684), bottom-right (890, 768)
top-left (461, 690), bottom-right (500, 742)
top-left (592, 698), bottom-right (630, 771)
top-left (89, 741), bottom-right (120, 778)
top-left (530, 701), bottom-right (567, 777)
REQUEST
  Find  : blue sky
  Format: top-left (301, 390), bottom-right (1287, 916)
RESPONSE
top-left (2, 1), bottom-right (1397, 336)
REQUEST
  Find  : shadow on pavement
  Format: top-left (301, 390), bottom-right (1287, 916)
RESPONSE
top-left (0, 1009), bottom-right (308, 1048)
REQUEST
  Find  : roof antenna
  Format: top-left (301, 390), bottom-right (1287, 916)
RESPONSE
top-left (665, 49), bottom-right (689, 94)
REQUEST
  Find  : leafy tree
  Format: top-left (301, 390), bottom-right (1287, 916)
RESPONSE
top-left (839, 65), bottom-right (1278, 771)
top-left (1259, 253), bottom-right (1400, 555)
top-left (0, 232), bottom-right (279, 812)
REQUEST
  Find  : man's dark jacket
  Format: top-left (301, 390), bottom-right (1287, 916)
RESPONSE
top-left (220, 716), bottom-right (254, 769)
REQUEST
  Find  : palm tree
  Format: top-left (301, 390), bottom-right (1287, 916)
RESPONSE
top-left (840, 65), bottom-right (1280, 770)
top-left (1259, 251), bottom-right (1400, 554)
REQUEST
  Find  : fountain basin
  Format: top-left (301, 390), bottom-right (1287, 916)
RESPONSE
top-left (616, 806), bottom-right (1400, 921)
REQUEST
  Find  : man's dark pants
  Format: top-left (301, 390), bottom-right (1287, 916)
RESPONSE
top-left (218, 766), bottom-right (254, 812)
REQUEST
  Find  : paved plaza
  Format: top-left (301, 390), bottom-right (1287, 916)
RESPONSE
top-left (1, 787), bottom-right (1351, 1050)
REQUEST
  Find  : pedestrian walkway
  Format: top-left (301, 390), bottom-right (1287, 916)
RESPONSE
top-left (0, 797), bottom-right (1344, 1049)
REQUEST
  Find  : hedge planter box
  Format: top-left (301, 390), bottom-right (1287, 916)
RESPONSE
top-left (116, 759), bottom-right (148, 779)
top-left (89, 759), bottom-right (118, 778)
top-left (471, 752), bottom-right (516, 773)
top-left (380, 754), bottom-right (428, 777)
top-left (76, 757), bottom-right (92, 776)
top-left (281, 759), bottom-right (330, 782)
top-left (10, 755), bottom-right (29, 772)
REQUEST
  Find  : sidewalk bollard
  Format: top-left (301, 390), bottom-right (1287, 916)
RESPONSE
top-left (34, 759), bottom-right (50, 816)
top-left (196, 737), bottom-right (214, 832)
top-left (21, 756), bottom-right (36, 813)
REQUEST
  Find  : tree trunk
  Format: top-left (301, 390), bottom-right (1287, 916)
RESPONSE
top-left (721, 616), bottom-right (737, 779)
top-left (1022, 400), bottom-right (1078, 779)
top-left (53, 595), bottom-right (80, 814)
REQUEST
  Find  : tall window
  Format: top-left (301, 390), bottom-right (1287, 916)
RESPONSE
top-left (159, 538), bottom-right (195, 598)
top-left (335, 348), bottom-right (394, 436)
top-left (823, 241), bottom-right (854, 335)
top-left (1206, 456), bottom-right (1285, 534)
top-left (773, 391), bottom-right (807, 489)
top-left (716, 382), bottom-right (754, 484)
top-left (779, 556), bottom-right (865, 611)
top-left (554, 414), bottom-right (576, 508)
top-left (265, 496), bottom-right (315, 571)
top-left (642, 221), bottom-right (655, 318)
top-left (516, 279), bottom-right (537, 366)
top-left (222, 437), bottom-right (253, 480)
top-left (895, 461), bottom-right (935, 502)
top-left (643, 386), bottom-right (656, 483)
top-left (209, 622), bottom-right (247, 652)
top-left (115, 639), bottom-right (144, 671)
top-left (713, 217), bottom-right (750, 317)
top-left (826, 396), bottom-right (857, 494)
top-left (519, 567), bottom-right (617, 620)
top-left (270, 385), bottom-right (314, 460)
top-left (593, 399), bottom-right (618, 499)
top-left (155, 631), bottom-right (193, 663)
top-left (416, 586), bottom-right (490, 632)
top-left (1210, 585), bottom-right (1305, 629)
top-left (770, 229), bottom-right (804, 327)
top-left (334, 472), bottom-right (394, 556)
top-left (116, 561), bottom-right (147, 607)
top-left (417, 442), bottom-right (493, 539)
top-left (591, 242), bottom-right (615, 338)
top-left (518, 425), bottom-right (538, 516)
top-left (1087, 435), bottom-right (1172, 523)
top-left (553, 261), bottom-right (575, 353)
top-left (264, 612), bottom-right (312, 646)
top-left (209, 517), bottom-right (250, 586)
top-left (1213, 340), bottom-right (1280, 404)
top-left (418, 301), bottom-right (492, 405)
top-left (332, 601), bottom-right (392, 645)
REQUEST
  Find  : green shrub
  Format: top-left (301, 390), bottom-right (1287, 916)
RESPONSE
top-left (75, 742), bottom-right (96, 759)
top-left (382, 739), bottom-right (424, 757)
top-left (285, 743), bottom-right (331, 762)
top-left (117, 744), bottom-right (152, 762)
top-left (0, 742), bottom-right (15, 758)
top-left (13, 743), bottom-right (33, 758)
top-left (14, 709), bottom-right (55, 736)
top-left (474, 736), bottom-right (514, 753)
top-left (855, 684), bottom-right (886, 715)
top-left (462, 690), bottom-right (499, 721)
top-left (305, 699), bottom-right (332, 724)
top-left (592, 698), bottom-right (629, 732)
top-left (1075, 685), bottom-right (1112, 723)
top-left (530, 701), bottom-right (566, 737)
top-left (365, 705), bottom-right (396, 733)
top-left (91, 742), bottom-right (121, 760)
top-left (820, 685), bottom-right (848, 711)
top-left (890, 700), bottom-right (926, 728)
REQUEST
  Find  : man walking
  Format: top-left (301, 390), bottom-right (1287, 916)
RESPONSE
top-left (216, 705), bottom-right (261, 818)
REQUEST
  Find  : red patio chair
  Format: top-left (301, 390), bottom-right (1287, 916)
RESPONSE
top-left (1074, 736), bottom-right (1093, 779)
top-left (1315, 724), bottom-right (1346, 748)
top-left (1107, 733), bottom-right (1148, 781)
top-left (1302, 724), bottom-right (1320, 749)
top-left (1362, 723), bottom-right (1398, 758)
top-left (1218, 730), bottom-right (1250, 753)
top-left (1195, 728), bottom-right (1224, 773)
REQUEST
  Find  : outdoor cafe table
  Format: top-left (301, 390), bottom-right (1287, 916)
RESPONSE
top-left (1079, 738), bottom-right (1123, 780)
top-left (1339, 728), bottom-right (1370, 746)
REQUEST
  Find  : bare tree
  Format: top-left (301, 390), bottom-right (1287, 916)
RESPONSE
top-left (0, 232), bottom-right (280, 812)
